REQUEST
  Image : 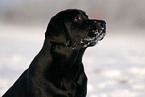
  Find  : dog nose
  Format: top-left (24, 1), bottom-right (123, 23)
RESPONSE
top-left (87, 19), bottom-right (106, 37)
top-left (97, 20), bottom-right (106, 28)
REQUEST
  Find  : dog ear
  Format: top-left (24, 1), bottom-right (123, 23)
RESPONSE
top-left (45, 17), bottom-right (70, 46)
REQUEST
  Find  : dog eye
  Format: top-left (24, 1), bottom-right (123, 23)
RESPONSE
top-left (74, 15), bottom-right (82, 22)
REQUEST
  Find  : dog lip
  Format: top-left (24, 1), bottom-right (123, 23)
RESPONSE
top-left (97, 32), bottom-right (105, 41)
top-left (81, 28), bottom-right (106, 47)
top-left (89, 26), bottom-right (105, 39)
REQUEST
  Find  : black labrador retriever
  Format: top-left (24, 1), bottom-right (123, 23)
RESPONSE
top-left (3, 9), bottom-right (106, 97)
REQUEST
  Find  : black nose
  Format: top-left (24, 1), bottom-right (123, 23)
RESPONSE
top-left (86, 19), bottom-right (106, 37)
top-left (97, 20), bottom-right (106, 28)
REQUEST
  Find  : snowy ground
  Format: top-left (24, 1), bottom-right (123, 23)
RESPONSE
top-left (0, 24), bottom-right (145, 97)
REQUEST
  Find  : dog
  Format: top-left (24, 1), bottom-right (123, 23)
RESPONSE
top-left (3, 9), bottom-right (106, 97)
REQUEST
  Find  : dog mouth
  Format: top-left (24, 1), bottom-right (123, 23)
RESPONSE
top-left (81, 23), bottom-right (106, 47)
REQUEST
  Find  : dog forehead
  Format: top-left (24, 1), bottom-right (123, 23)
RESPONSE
top-left (55, 9), bottom-right (87, 20)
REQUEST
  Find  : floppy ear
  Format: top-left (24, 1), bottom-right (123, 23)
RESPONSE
top-left (45, 17), bottom-right (70, 46)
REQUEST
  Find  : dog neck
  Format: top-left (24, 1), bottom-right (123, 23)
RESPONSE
top-left (50, 40), bottom-right (86, 68)
top-left (29, 39), bottom-right (86, 77)
top-left (29, 39), bottom-right (52, 77)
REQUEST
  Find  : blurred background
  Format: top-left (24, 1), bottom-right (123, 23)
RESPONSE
top-left (0, 0), bottom-right (145, 97)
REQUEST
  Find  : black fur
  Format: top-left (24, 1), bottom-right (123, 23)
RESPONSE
top-left (3, 9), bottom-right (106, 97)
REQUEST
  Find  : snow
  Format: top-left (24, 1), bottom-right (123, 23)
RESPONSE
top-left (0, 24), bottom-right (145, 97)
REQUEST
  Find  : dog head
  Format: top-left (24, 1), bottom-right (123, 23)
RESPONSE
top-left (45, 9), bottom-right (106, 48)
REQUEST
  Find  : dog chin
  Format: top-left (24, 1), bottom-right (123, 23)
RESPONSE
top-left (81, 33), bottom-right (105, 48)
top-left (80, 38), bottom-right (97, 48)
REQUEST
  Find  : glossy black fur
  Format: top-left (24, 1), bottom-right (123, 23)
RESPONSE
top-left (3, 9), bottom-right (106, 97)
